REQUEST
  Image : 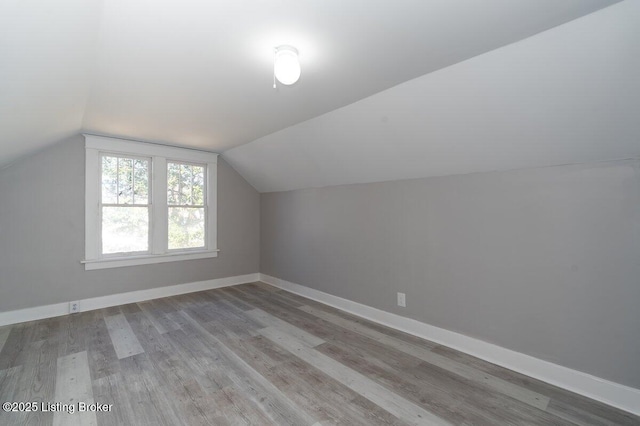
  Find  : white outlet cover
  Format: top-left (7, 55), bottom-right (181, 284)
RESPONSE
top-left (397, 292), bottom-right (406, 307)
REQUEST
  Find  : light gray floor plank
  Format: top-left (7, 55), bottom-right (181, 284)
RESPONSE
top-left (13, 336), bottom-right (59, 426)
top-left (0, 324), bottom-right (35, 370)
top-left (0, 326), bottom-right (11, 354)
top-left (0, 366), bottom-right (25, 425)
top-left (103, 313), bottom-right (145, 359)
top-left (547, 398), bottom-right (621, 426)
top-left (118, 353), bottom-right (183, 426)
top-left (92, 373), bottom-right (136, 426)
top-left (259, 325), bottom-right (451, 426)
top-left (137, 301), bottom-right (172, 334)
top-left (299, 304), bottom-right (550, 411)
top-left (212, 288), bottom-right (257, 311)
top-left (54, 351), bottom-right (97, 426)
top-left (57, 313), bottom-right (90, 358)
top-left (85, 311), bottom-right (120, 381)
top-left (246, 308), bottom-right (326, 347)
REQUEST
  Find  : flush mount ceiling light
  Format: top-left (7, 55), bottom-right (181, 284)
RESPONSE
top-left (273, 45), bottom-right (301, 87)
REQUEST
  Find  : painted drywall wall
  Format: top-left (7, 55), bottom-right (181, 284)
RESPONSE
top-left (225, 0), bottom-right (640, 193)
top-left (261, 159), bottom-right (640, 388)
top-left (0, 134), bottom-right (260, 312)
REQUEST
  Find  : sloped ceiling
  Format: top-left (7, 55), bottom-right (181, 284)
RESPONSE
top-left (0, 0), bottom-right (620, 169)
top-left (225, 0), bottom-right (640, 192)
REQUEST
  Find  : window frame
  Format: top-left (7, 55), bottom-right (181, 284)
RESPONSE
top-left (83, 134), bottom-right (219, 270)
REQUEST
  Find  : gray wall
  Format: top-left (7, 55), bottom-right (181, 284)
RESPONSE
top-left (0, 134), bottom-right (260, 312)
top-left (261, 159), bottom-right (640, 388)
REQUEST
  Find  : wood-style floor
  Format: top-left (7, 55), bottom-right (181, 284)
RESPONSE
top-left (0, 283), bottom-right (637, 426)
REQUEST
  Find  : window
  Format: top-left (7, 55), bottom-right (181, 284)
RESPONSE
top-left (83, 135), bottom-right (218, 270)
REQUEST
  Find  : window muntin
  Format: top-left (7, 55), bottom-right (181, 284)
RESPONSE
top-left (167, 161), bottom-right (206, 250)
top-left (100, 155), bottom-right (151, 255)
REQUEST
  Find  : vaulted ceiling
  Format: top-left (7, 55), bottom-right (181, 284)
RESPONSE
top-left (0, 0), bottom-right (623, 174)
top-left (225, 0), bottom-right (640, 192)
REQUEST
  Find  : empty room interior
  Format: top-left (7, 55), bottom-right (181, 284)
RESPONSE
top-left (1, 0), bottom-right (639, 425)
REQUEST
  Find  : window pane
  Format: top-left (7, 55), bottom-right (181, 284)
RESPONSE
top-left (102, 206), bottom-right (149, 254)
top-left (167, 162), bottom-right (205, 206)
top-left (101, 156), bottom-right (118, 204)
top-left (168, 207), bottom-right (205, 249)
top-left (191, 165), bottom-right (205, 205)
top-left (167, 162), bottom-right (181, 205)
top-left (181, 164), bottom-right (194, 205)
top-left (133, 159), bottom-right (149, 204)
top-left (117, 157), bottom-right (134, 204)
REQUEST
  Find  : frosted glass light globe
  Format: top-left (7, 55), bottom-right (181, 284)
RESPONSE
top-left (274, 46), bottom-right (301, 85)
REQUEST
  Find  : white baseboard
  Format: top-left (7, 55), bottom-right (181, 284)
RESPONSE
top-left (0, 273), bottom-right (260, 327)
top-left (260, 273), bottom-right (640, 416)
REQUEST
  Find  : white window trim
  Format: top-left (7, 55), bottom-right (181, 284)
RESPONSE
top-left (83, 134), bottom-right (219, 270)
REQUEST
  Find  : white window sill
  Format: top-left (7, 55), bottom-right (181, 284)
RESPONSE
top-left (82, 249), bottom-right (220, 270)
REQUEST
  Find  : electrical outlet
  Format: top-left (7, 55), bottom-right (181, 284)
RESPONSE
top-left (397, 292), bottom-right (406, 307)
top-left (69, 301), bottom-right (80, 314)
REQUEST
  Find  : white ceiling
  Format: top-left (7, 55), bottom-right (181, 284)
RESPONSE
top-left (225, 0), bottom-right (640, 192)
top-left (0, 0), bottom-right (619, 168)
